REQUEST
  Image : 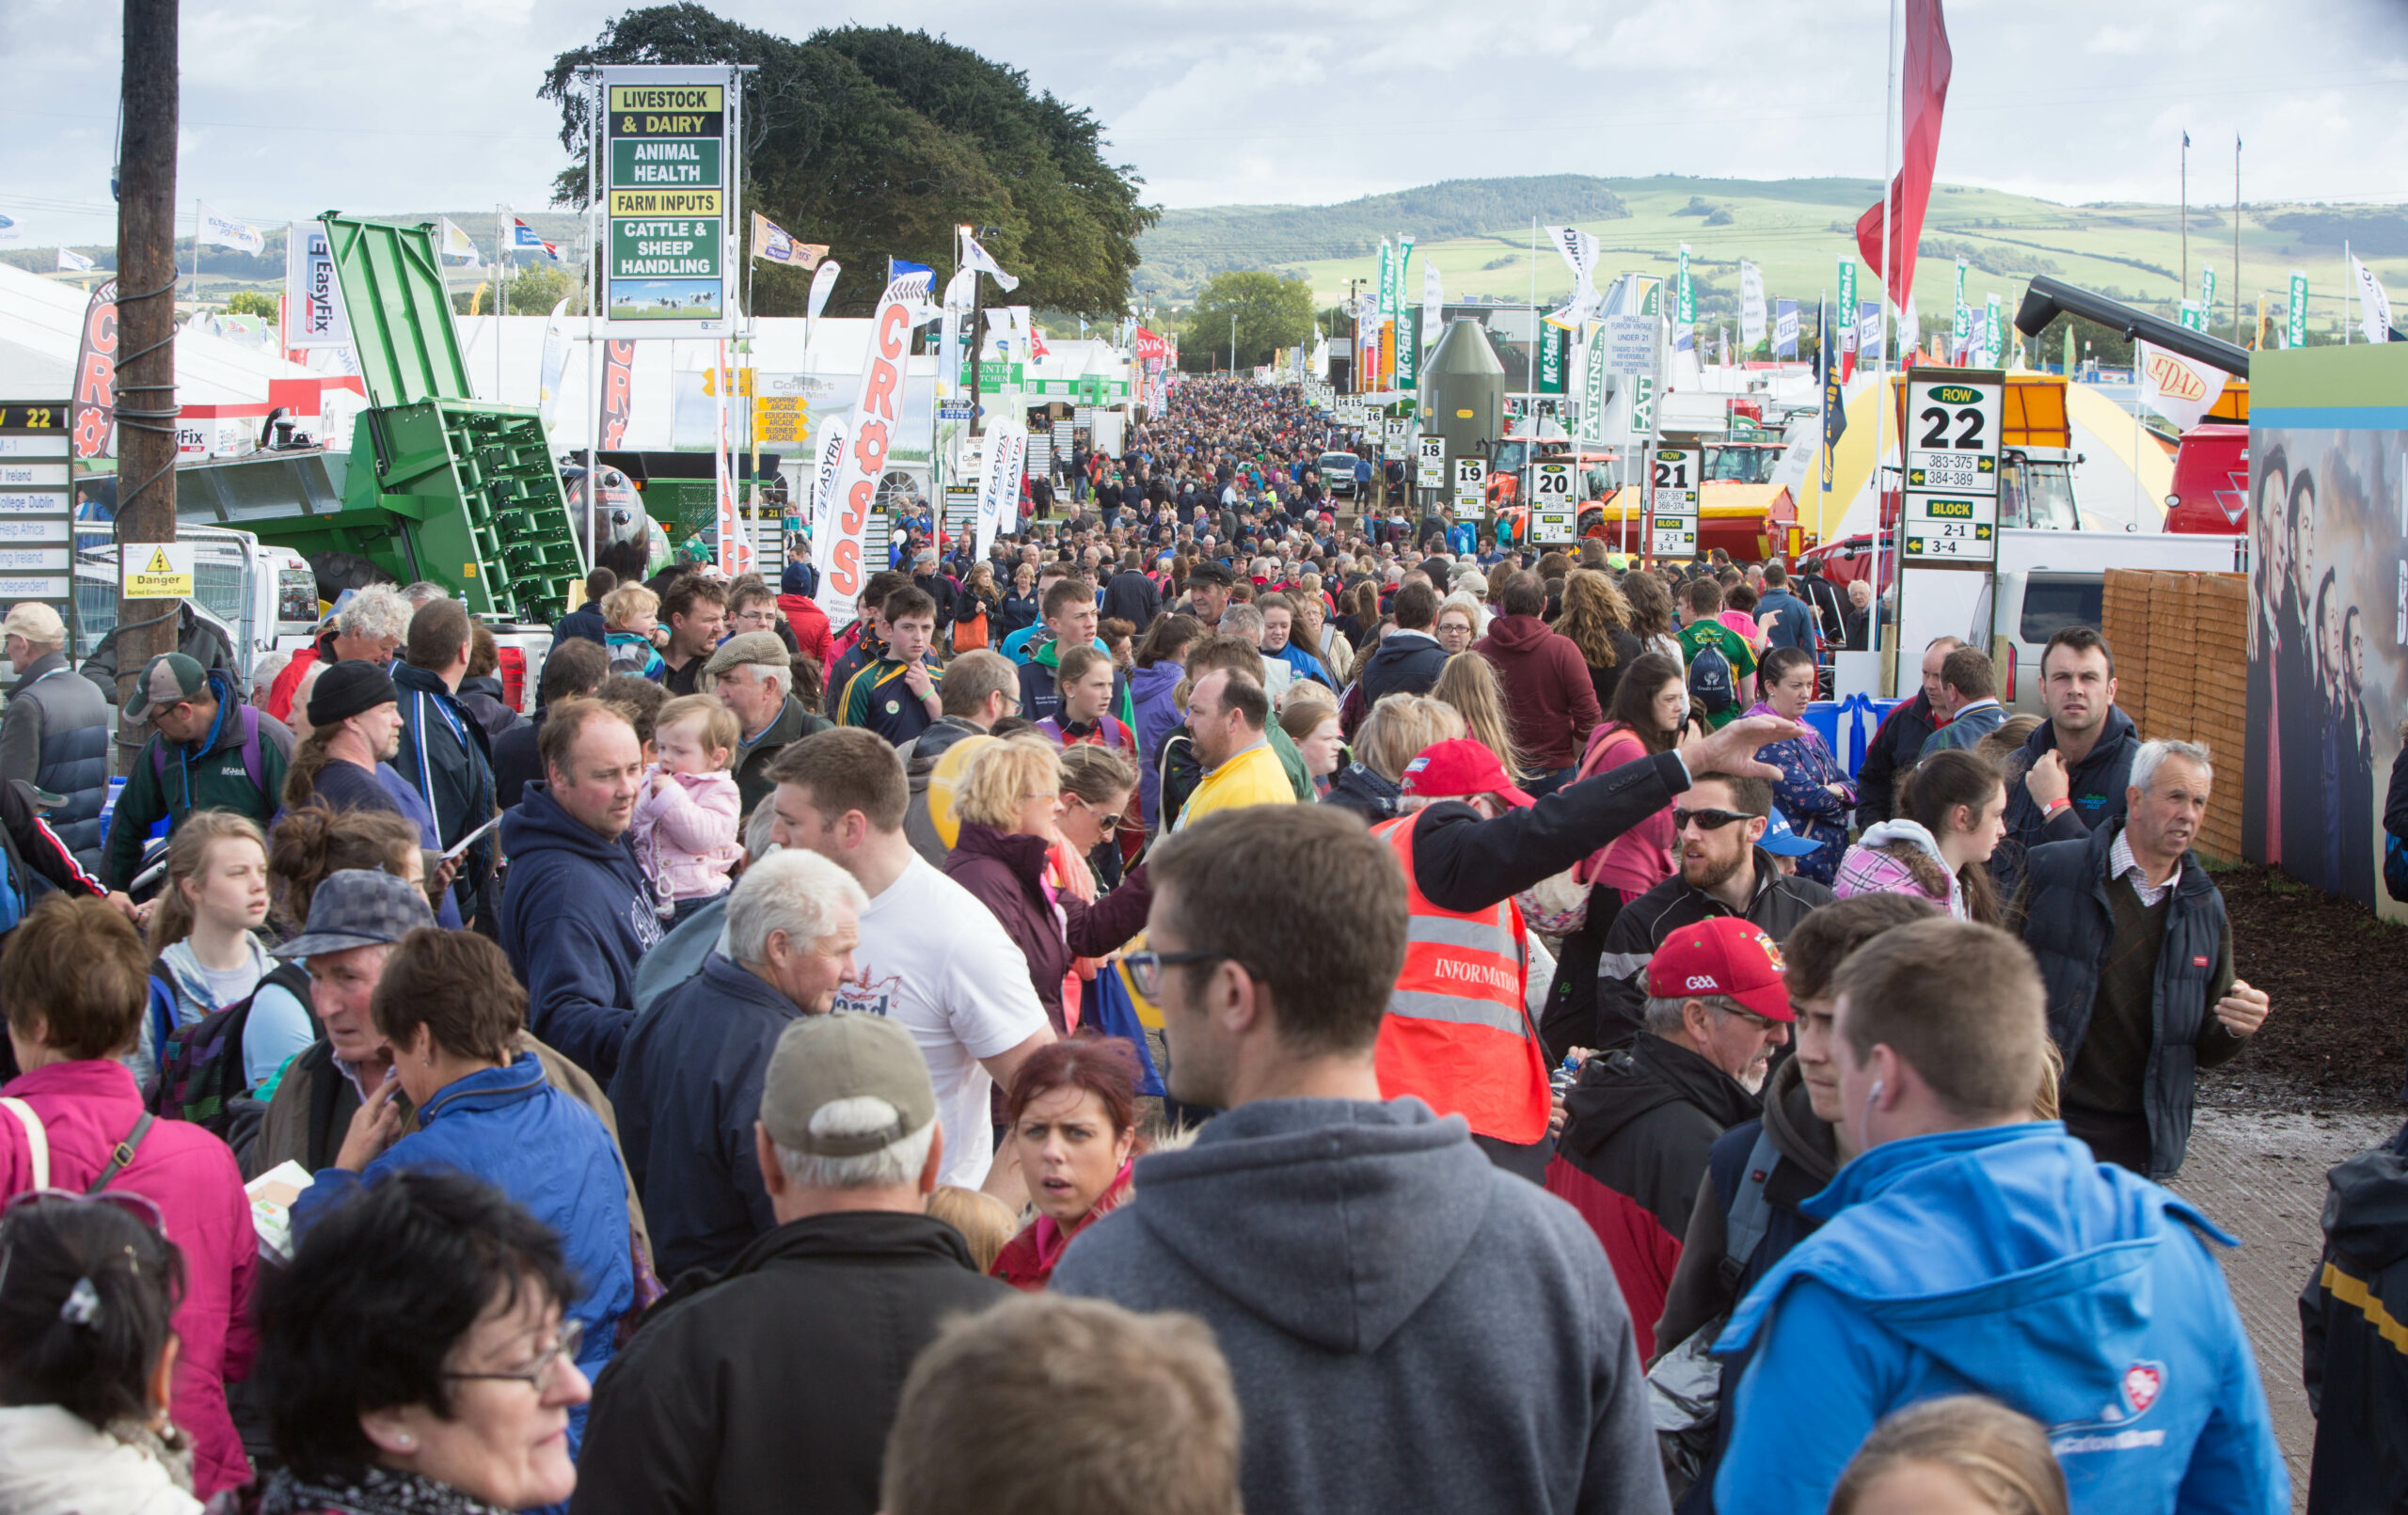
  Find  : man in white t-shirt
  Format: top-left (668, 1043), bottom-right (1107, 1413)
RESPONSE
top-left (765, 727), bottom-right (1055, 1195)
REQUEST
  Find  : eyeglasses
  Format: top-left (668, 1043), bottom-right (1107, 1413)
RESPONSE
top-left (1123, 948), bottom-right (1242, 1001)
top-left (445, 1317), bottom-right (583, 1392)
top-left (1067, 796), bottom-right (1130, 833)
top-left (1671, 807), bottom-right (1758, 831)
top-left (2, 1186), bottom-right (166, 1231)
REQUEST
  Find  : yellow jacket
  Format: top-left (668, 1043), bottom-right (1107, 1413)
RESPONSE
top-left (1175, 740), bottom-right (1296, 830)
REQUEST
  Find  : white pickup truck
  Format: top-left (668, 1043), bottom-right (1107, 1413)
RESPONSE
top-left (73, 525), bottom-right (555, 717)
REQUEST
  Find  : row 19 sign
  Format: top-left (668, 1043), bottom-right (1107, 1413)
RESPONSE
top-left (602, 67), bottom-right (737, 338)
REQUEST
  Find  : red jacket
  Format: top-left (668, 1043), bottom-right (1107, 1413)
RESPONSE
top-left (991, 1161), bottom-right (1133, 1291)
top-left (1473, 614), bottom-right (1604, 770)
top-left (941, 822), bottom-right (1151, 1034)
top-left (778, 592), bottom-right (832, 667)
top-left (0, 1059), bottom-right (260, 1495)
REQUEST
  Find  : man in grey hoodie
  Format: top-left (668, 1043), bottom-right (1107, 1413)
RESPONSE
top-left (1054, 804), bottom-right (1670, 1515)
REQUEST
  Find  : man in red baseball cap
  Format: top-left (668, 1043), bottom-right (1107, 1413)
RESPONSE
top-left (1541, 915), bottom-right (1796, 1360)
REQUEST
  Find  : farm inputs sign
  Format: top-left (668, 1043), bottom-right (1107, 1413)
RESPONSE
top-left (601, 69), bottom-right (737, 337)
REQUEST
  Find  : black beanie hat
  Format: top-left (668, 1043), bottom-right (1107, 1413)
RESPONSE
top-left (308, 659), bottom-right (398, 728)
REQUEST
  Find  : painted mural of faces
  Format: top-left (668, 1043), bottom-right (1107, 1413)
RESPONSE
top-left (2289, 471), bottom-right (2319, 603)
top-left (2256, 448), bottom-right (2289, 605)
top-left (2345, 604), bottom-right (2368, 698)
top-left (2317, 570), bottom-right (2341, 688)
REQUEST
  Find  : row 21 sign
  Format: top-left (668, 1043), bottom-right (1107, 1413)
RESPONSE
top-left (602, 68), bottom-right (737, 338)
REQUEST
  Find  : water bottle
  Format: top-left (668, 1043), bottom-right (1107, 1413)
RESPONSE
top-left (1550, 1053), bottom-right (1583, 1095)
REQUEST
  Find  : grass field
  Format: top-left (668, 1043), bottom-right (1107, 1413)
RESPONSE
top-left (1145, 175), bottom-right (2408, 341)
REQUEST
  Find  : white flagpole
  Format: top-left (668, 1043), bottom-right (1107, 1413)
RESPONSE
top-left (496, 206), bottom-right (506, 404)
top-left (2344, 241), bottom-right (2353, 346)
top-left (583, 73), bottom-right (600, 571)
top-left (1872, 0), bottom-right (1900, 664)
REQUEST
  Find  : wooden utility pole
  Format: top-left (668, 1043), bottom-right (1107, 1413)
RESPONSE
top-left (114, 0), bottom-right (180, 765)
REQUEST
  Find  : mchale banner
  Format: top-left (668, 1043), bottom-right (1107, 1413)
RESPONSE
top-left (819, 265), bottom-right (933, 626)
top-left (71, 278), bottom-right (118, 461)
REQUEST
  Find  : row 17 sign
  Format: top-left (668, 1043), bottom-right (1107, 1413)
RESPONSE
top-left (604, 68), bottom-right (736, 337)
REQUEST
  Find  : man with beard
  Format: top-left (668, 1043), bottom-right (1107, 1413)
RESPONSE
top-left (1544, 917), bottom-right (1796, 1360)
top-left (1593, 774), bottom-right (1833, 1050)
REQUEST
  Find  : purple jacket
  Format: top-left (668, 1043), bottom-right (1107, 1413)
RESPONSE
top-left (942, 822), bottom-right (1153, 1034)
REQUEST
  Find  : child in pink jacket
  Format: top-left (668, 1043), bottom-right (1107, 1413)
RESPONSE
top-left (631, 694), bottom-right (744, 926)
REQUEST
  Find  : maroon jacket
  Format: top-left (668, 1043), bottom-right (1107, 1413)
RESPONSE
top-left (1474, 614), bottom-right (1604, 770)
top-left (942, 822), bottom-right (1152, 1034)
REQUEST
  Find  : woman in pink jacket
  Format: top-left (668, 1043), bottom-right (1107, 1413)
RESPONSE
top-left (630, 696), bottom-right (745, 928)
top-left (1538, 653), bottom-right (1689, 1060)
top-left (0, 896), bottom-right (258, 1498)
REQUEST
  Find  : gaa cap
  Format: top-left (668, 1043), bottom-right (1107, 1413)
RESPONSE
top-left (757, 1012), bottom-right (939, 1158)
top-left (1758, 808), bottom-right (1825, 857)
top-left (1400, 737), bottom-right (1538, 810)
top-left (1647, 915), bottom-right (1792, 1021)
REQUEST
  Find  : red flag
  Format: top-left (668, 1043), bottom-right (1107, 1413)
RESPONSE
top-left (1855, 0), bottom-right (1954, 308)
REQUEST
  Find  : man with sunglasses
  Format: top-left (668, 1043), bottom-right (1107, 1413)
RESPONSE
top-left (1594, 774), bottom-right (1834, 1051)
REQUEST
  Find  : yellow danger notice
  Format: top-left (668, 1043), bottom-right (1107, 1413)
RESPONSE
top-left (610, 189), bottom-right (722, 217)
top-left (123, 542), bottom-right (194, 599)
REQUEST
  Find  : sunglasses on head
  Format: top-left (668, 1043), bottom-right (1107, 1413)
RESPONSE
top-left (1672, 807), bottom-right (1759, 831)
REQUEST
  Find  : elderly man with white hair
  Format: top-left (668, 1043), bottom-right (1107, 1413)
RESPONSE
top-left (283, 581), bottom-right (416, 735)
top-left (610, 845), bottom-right (869, 1278)
top-left (578, 1009), bottom-right (1010, 1515)
top-left (2017, 737), bottom-right (2272, 1181)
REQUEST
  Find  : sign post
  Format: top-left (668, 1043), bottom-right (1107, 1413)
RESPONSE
top-left (1530, 461), bottom-right (1576, 544)
top-left (602, 67), bottom-right (737, 339)
top-left (1648, 445), bottom-right (1699, 562)
top-left (1453, 457), bottom-right (1484, 520)
top-left (0, 404), bottom-right (76, 635)
top-left (1893, 369), bottom-right (2005, 664)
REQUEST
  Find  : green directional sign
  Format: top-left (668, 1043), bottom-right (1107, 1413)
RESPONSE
top-left (603, 71), bottom-right (735, 335)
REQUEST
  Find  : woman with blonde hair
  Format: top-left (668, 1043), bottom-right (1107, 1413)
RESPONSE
top-left (1554, 568), bottom-right (1643, 710)
top-left (1434, 592), bottom-right (1486, 655)
top-left (1431, 652), bottom-right (1531, 783)
top-left (1827, 1396), bottom-right (2067, 1515)
top-left (943, 737), bottom-right (1151, 1034)
top-left (1323, 693), bottom-right (1466, 823)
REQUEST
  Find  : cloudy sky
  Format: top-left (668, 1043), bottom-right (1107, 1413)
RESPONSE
top-left (5, 0), bottom-right (2405, 246)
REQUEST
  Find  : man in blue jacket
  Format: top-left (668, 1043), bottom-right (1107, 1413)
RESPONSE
top-left (498, 697), bottom-right (661, 1082)
top-left (1714, 916), bottom-right (2286, 1515)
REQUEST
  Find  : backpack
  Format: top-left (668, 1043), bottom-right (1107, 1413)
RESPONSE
top-left (1687, 638), bottom-right (1738, 716)
top-left (149, 961), bottom-right (315, 1137)
top-left (151, 702), bottom-right (266, 797)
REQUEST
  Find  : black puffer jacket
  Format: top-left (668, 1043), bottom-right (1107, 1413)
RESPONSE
top-left (2301, 1118), bottom-right (2408, 1514)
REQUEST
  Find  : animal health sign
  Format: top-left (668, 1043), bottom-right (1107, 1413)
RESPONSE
top-left (602, 69), bottom-right (737, 337)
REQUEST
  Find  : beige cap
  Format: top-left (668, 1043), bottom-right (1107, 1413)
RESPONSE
top-left (1, 603), bottom-right (66, 646)
top-left (704, 629), bottom-right (790, 677)
top-left (757, 1012), bottom-right (938, 1157)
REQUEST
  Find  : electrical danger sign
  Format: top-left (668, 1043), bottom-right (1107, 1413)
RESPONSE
top-left (123, 541), bottom-right (194, 599)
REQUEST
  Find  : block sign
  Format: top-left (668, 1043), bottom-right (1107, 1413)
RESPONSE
top-left (1901, 372), bottom-right (2003, 567)
top-left (1649, 446), bottom-right (1700, 559)
top-left (1453, 457), bottom-right (1485, 513)
top-left (0, 403), bottom-right (72, 632)
top-left (604, 71), bottom-right (733, 334)
top-left (1416, 435), bottom-right (1446, 487)
top-left (124, 541), bottom-right (196, 600)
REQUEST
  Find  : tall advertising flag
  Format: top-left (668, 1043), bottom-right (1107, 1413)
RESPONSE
top-left (974, 418), bottom-right (1027, 560)
top-left (2200, 263), bottom-right (2216, 324)
top-left (1422, 261), bottom-right (1444, 355)
top-left (1774, 299), bottom-right (1798, 359)
top-left (1983, 293), bottom-right (2004, 366)
top-left (70, 279), bottom-right (119, 461)
top-left (1677, 244), bottom-right (1695, 327)
top-left (820, 262), bottom-right (934, 627)
top-left (2288, 271), bottom-right (2310, 349)
top-left (598, 339), bottom-right (637, 450)
top-left (809, 416), bottom-right (849, 560)
top-left (1739, 261), bottom-right (1766, 350)
top-left (1952, 259), bottom-right (1970, 357)
top-left (1837, 258), bottom-right (1861, 379)
top-left (1546, 226), bottom-right (1603, 322)
top-left (285, 223), bottom-right (351, 349)
top-left (2350, 253), bottom-right (2393, 344)
top-left (1855, 0), bottom-right (1953, 307)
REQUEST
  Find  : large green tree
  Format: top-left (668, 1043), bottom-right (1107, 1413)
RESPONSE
top-left (1180, 272), bottom-right (1314, 371)
top-left (541, 6), bottom-right (1156, 319)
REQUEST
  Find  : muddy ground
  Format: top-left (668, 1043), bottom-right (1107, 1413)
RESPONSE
top-left (2204, 860), bottom-right (2408, 1113)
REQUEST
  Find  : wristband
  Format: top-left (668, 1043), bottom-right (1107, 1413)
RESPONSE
top-left (2044, 797), bottom-right (2071, 817)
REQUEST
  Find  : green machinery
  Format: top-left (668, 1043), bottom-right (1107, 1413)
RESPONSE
top-left (171, 214), bottom-right (586, 623)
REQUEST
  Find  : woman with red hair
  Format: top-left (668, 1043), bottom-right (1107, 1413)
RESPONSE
top-left (991, 1036), bottom-right (1147, 1290)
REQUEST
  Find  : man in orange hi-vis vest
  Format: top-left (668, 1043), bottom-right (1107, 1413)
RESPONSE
top-left (1373, 739), bottom-right (1553, 1161)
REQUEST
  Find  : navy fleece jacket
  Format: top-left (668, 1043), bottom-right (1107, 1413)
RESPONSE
top-left (498, 781), bottom-right (662, 1083)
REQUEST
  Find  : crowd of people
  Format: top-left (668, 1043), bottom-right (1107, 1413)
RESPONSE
top-left (0, 373), bottom-right (2397, 1515)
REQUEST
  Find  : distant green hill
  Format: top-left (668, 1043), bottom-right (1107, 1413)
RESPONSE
top-left (1139, 174), bottom-right (2407, 340)
top-left (1136, 175), bottom-right (1629, 292)
top-left (1, 210), bottom-right (592, 292)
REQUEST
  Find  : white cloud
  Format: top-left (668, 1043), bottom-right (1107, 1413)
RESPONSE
top-left (2, 0), bottom-right (2403, 250)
